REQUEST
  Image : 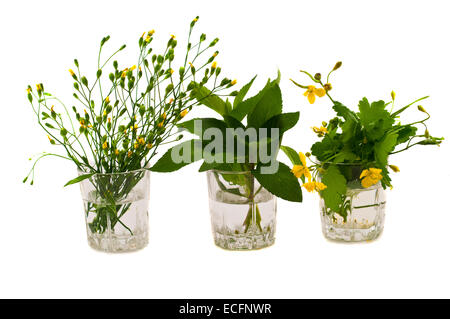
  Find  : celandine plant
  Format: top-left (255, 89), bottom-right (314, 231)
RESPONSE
top-left (24, 17), bottom-right (234, 252)
top-left (152, 73), bottom-right (303, 250)
top-left (288, 62), bottom-right (443, 242)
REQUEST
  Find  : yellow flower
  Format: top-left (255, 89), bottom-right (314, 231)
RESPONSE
top-left (324, 83), bottom-right (332, 91)
top-left (148, 30), bottom-right (155, 36)
top-left (115, 149), bottom-right (119, 155)
top-left (27, 87), bottom-right (31, 94)
top-left (231, 79), bottom-right (237, 86)
top-left (180, 109), bottom-right (188, 118)
top-left (162, 112), bottom-right (167, 120)
top-left (169, 68), bottom-right (174, 74)
top-left (141, 31), bottom-right (146, 38)
top-left (290, 152), bottom-right (311, 181)
top-left (157, 121), bottom-right (164, 128)
top-left (69, 69), bottom-right (75, 76)
top-left (105, 96), bottom-right (110, 104)
top-left (36, 84), bottom-right (42, 91)
top-left (213, 51), bottom-right (218, 57)
top-left (134, 142), bottom-right (139, 149)
top-left (303, 181), bottom-right (327, 193)
top-left (193, 18), bottom-right (198, 22)
top-left (145, 35), bottom-right (151, 43)
top-left (168, 98), bottom-right (174, 104)
top-left (146, 143), bottom-right (153, 149)
top-left (389, 164), bottom-right (400, 173)
top-left (171, 34), bottom-right (176, 39)
top-left (138, 137), bottom-right (145, 145)
top-left (130, 65), bottom-right (137, 71)
top-left (312, 126), bottom-right (328, 137)
top-left (211, 61), bottom-right (217, 69)
top-left (360, 168), bottom-right (383, 188)
top-left (133, 124), bottom-right (138, 130)
top-left (128, 150), bottom-right (133, 158)
top-left (303, 85), bottom-right (326, 104)
top-left (189, 62), bottom-right (194, 68)
top-left (102, 141), bottom-right (108, 150)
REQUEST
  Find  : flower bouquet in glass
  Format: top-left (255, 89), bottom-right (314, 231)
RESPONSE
top-left (288, 62), bottom-right (444, 242)
top-left (24, 17), bottom-right (233, 252)
top-left (152, 72), bottom-right (303, 250)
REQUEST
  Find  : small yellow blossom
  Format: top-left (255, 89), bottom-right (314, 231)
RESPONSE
top-left (193, 18), bottom-right (198, 22)
top-left (290, 152), bottom-right (312, 181)
top-left (171, 34), bottom-right (176, 39)
top-left (115, 149), bottom-right (119, 155)
top-left (51, 105), bottom-right (55, 112)
top-left (69, 69), bottom-right (75, 76)
top-left (213, 51), bottom-right (218, 57)
top-left (360, 168), bottom-right (383, 188)
top-left (231, 79), bottom-right (237, 86)
top-left (134, 142), bottom-right (139, 149)
top-left (304, 85), bottom-right (326, 104)
top-left (157, 121), bottom-right (164, 128)
top-left (130, 65), bottom-right (137, 71)
top-left (169, 68), bottom-right (174, 74)
top-left (128, 150), bottom-right (133, 158)
top-left (146, 143), bottom-right (153, 149)
top-left (141, 31), bottom-right (146, 38)
top-left (145, 35), bottom-right (151, 43)
top-left (148, 30), bottom-right (155, 36)
top-left (36, 84), bottom-right (42, 91)
top-left (162, 112), bottom-right (167, 120)
top-left (105, 96), bottom-right (110, 104)
top-left (189, 62), bottom-right (194, 68)
top-left (27, 87), bottom-right (31, 94)
top-left (303, 181), bottom-right (327, 193)
top-left (312, 126), bottom-right (328, 137)
top-left (133, 124), bottom-right (138, 130)
top-left (211, 61), bottom-right (217, 69)
top-left (102, 141), bottom-right (108, 150)
top-left (138, 137), bottom-right (145, 145)
top-left (180, 109), bottom-right (188, 118)
top-left (389, 164), bottom-right (400, 173)
top-left (168, 98), bottom-right (174, 104)
top-left (47, 135), bottom-right (54, 143)
top-left (391, 90), bottom-right (396, 101)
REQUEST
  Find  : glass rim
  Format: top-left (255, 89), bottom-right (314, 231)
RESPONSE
top-left (77, 167), bottom-right (150, 177)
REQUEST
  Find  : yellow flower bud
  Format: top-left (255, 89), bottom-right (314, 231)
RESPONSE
top-left (102, 141), bottom-right (108, 149)
top-left (231, 79), bottom-right (237, 86)
top-left (324, 83), bottom-right (332, 91)
top-left (391, 90), bottom-right (396, 101)
top-left (211, 61), bottom-right (217, 69)
top-left (130, 65), bottom-right (137, 71)
top-left (332, 61), bottom-right (342, 71)
top-left (171, 34), bottom-right (176, 39)
top-left (146, 143), bottom-right (153, 149)
top-left (418, 105), bottom-right (427, 113)
top-left (180, 109), bottom-right (188, 118)
top-left (389, 164), bottom-right (400, 172)
top-left (69, 69), bottom-right (75, 76)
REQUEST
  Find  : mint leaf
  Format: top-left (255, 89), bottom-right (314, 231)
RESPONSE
top-left (253, 161), bottom-right (302, 202)
top-left (247, 84), bottom-right (282, 128)
top-left (191, 86), bottom-right (227, 115)
top-left (151, 139), bottom-right (203, 172)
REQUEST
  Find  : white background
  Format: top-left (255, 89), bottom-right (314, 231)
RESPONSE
top-left (1, 0), bottom-right (449, 298)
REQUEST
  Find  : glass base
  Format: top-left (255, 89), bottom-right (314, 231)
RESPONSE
top-left (212, 223), bottom-right (275, 250)
top-left (87, 230), bottom-right (149, 253)
top-left (321, 220), bottom-right (383, 242)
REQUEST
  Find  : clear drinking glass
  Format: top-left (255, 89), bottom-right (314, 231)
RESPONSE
top-left (319, 164), bottom-right (386, 242)
top-left (78, 168), bottom-right (150, 252)
top-left (206, 170), bottom-right (277, 250)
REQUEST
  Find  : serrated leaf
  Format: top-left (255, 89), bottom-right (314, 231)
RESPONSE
top-left (358, 98), bottom-right (394, 141)
top-left (374, 132), bottom-right (398, 167)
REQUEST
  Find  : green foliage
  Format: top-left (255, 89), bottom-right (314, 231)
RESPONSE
top-left (320, 165), bottom-right (347, 213)
top-left (153, 74), bottom-right (302, 203)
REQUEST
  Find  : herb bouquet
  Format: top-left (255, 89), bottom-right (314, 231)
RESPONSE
top-left (152, 73), bottom-right (303, 250)
top-left (25, 17), bottom-right (233, 252)
top-left (288, 62), bottom-right (443, 242)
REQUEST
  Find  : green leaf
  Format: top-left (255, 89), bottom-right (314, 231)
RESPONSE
top-left (358, 98), bottom-right (394, 141)
top-left (280, 145), bottom-right (301, 165)
top-left (260, 112), bottom-right (299, 136)
top-left (151, 139), bottom-right (203, 172)
top-left (374, 132), bottom-right (398, 167)
top-left (233, 75), bottom-right (256, 108)
top-left (247, 84), bottom-right (283, 128)
top-left (64, 173), bottom-right (95, 187)
top-left (191, 86), bottom-right (227, 115)
top-left (395, 125), bottom-right (417, 144)
top-left (253, 161), bottom-right (302, 202)
top-left (178, 118), bottom-right (228, 137)
top-left (333, 101), bottom-right (358, 123)
top-left (230, 77), bottom-right (279, 122)
top-left (222, 115), bottom-right (245, 129)
top-left (320, 165), bottom-right (347, 212)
